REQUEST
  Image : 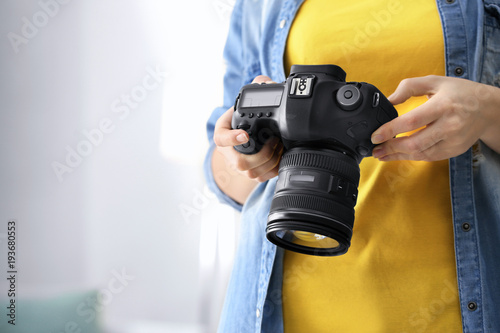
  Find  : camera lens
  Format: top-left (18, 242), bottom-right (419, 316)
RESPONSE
top-left (291, 231), bottom-right (340, 248)
top-left (266, 147), bottom-right (360, 256)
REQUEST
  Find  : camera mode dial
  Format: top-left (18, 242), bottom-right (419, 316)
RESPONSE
top-left (336, 85), bottom-right (363, 111)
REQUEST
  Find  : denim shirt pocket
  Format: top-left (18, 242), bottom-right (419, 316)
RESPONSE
top-left (481, 1), bottom-right (500, 87)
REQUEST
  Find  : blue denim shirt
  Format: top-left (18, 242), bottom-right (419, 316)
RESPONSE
top-left (204, 1), bottom-right (500, 332)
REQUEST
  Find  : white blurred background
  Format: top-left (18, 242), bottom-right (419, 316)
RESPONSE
top-left (0, 1), bottom-right (239, 332)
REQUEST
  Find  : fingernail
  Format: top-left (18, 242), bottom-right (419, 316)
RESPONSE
top-left (372, 147), bottom-right (385, 158)
top-left (371, 132), bottom-right (384, 144)
top-left (236, 133), bottom-right (248, 143)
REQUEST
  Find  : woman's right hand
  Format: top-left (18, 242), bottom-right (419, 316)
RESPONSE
top-left (211, 75), bottom-right (283, 204)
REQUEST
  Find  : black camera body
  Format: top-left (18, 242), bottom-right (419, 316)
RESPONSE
top-left (231, 65), bottom-right (398, 256)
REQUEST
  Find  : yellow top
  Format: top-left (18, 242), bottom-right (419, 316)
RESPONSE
top-left (282, 1), bottom-right (462, 332)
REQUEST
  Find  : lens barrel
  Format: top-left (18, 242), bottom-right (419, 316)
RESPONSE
top-left (266, 147), bottom-right (360, 256)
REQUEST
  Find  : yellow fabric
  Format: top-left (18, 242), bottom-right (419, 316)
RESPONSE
top-left (282, 1), bottom-right (462, 332)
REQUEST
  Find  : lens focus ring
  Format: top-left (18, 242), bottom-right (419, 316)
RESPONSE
top-left (279, 148), bottom-right (360, 184)
top-left (270, 193), bottom-right (354, 230)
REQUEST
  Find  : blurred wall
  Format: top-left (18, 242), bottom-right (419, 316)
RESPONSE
top-left (0, 1), bottom-right (238, 332)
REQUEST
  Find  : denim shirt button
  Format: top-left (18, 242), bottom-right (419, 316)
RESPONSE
top-left (467, 302), bottom-right (478, 311)
top-left (454, 66), bottom-right (464, 76)
top-left (256, 308), bottom-right (261, 318)
top-left (445, 0), bottom-right (455, 3)
top-left (461, 222), bottom-right (471, 231)
top-left (280, 19), bottom-right (286, 29)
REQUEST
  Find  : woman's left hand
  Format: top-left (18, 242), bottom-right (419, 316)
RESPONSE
top-left (371, 75), bottom-right (500, 161)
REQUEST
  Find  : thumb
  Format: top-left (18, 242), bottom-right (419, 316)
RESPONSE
top-left (213, 107), bottom-right (249, 147)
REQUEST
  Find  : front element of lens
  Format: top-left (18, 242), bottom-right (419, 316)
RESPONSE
top-left (266, 147), bottom-right (360, 256)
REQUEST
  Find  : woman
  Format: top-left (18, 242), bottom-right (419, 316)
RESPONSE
top-left (205, 1), bottom-right (500, 331)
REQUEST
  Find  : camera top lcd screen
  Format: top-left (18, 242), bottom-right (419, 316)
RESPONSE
top-left (240, 86), bottom-right (283, 108)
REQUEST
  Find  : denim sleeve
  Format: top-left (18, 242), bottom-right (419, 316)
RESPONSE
top-left (203, 2), bottom-right (247, 212)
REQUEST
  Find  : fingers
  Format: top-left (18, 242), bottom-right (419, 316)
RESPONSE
top-left (372, 113), bottom-right (476, 162)
top-left (374, 140), bottom-right (455, 162)
top-left (233, 137), bottom-right (281, 172)
top-left (213, 107), bottom-right (249, 147)
top-left (257, 164), bottom-right (281, 182)
top-left (214, 107), bottom-right (282, 181)
top-left (388, 76), bottom-right (441, 105)
top-left (216, 138), bottom-right (282, 182)
top-left (372, 76), bottom-right (447, 145)
top-left (371, 76), bottom-right (455, 161)
top-left (372, 126), bottom-right (445, 162)
top-left (245, 142), bottom-right (283, 182)
top-left (371, 76), bottom-right (495, 162)
top-left (371, 99), bottom-right (441, 144)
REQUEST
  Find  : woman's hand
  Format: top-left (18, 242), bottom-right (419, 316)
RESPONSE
top-left (214, 103), bottom-right (283, 182)
top-left (211, 75), bottom-right (283, 204)
top-left (371, 75), bottom-right (500, 161)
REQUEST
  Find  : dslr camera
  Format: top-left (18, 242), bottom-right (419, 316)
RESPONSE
top-left (231, 65), bottom-right (398, 256)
